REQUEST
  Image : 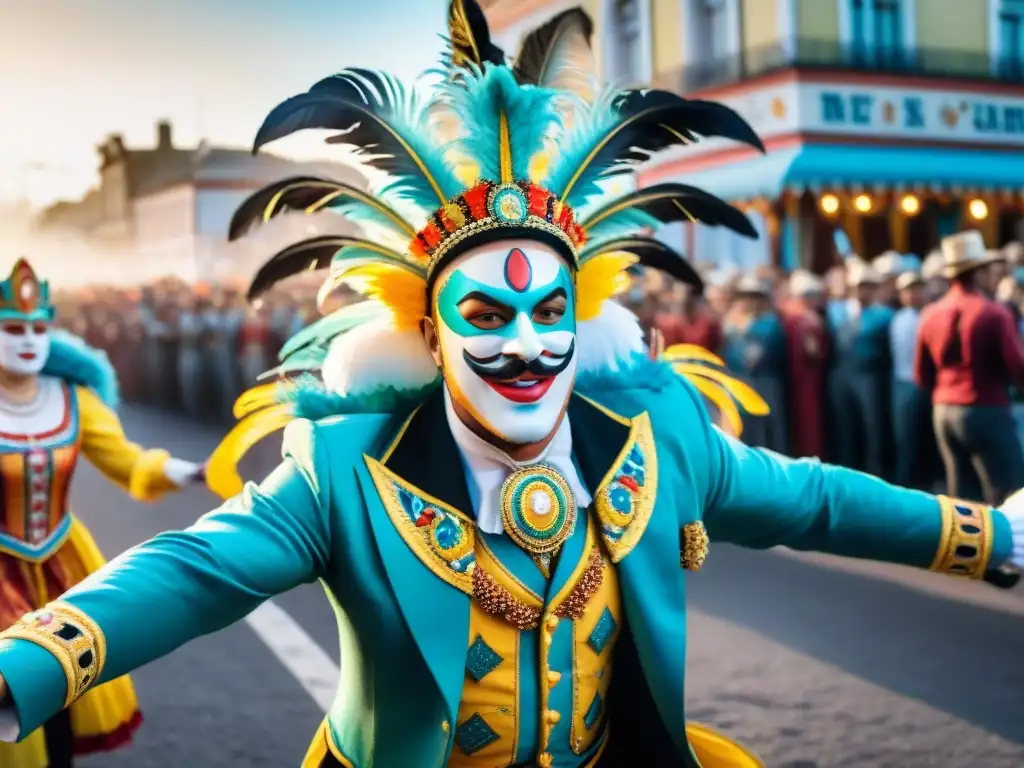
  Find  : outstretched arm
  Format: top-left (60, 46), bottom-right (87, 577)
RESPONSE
top-left (701, 421), bottom-right (1015, 576)
top-left (75, 385), bottom-right (201, 500)
top-left (0, 418), bottom-right (332, 742)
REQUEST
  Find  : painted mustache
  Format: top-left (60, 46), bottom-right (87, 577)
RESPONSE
top-left (463, 339), bottom-right (575, 381)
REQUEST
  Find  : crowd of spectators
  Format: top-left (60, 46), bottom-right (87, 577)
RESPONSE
top-left (54, 238), bottom-right (1024, 500)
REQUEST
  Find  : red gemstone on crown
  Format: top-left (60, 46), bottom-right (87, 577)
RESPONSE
top-left (416, 509), bottom-right (437, 527)
top-left (504, 248), bottom-right (532, 293)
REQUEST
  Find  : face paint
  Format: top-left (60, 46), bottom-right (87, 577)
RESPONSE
top-left (0, 321), bottom-right (50, 377)
top-left (434, 241), bottom-right (576, 445)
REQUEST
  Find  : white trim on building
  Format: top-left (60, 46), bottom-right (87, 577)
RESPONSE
top-left (778, 0), bottom-right (799, 60)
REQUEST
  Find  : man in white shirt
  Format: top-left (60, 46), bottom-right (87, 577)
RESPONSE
top-left (890, 270), bottom-right (929, 487)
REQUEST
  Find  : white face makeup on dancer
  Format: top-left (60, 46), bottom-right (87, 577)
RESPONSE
top-left (0, 320), bottom-right (51, 377)
top-left (431, 239), bottom-right (577, 445)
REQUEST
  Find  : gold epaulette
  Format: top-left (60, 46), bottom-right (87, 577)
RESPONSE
top-left (930, 497), bottom-right (995, 579)
top-left (2, 602), bottom-right (106, 708)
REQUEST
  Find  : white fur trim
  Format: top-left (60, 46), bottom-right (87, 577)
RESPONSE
top-left (321, 319), bottom-right (439, 395)
top-left (576, 300), bottom-right (646, 376)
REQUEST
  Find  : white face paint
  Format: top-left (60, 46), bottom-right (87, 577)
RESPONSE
top-left (434, 239), bottom-right (577, 445)
top-left (0, 321), bottom-right (51, 377)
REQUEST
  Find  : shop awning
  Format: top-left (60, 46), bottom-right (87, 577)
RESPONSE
top-left (675, 144), bottom-right (1024, 201)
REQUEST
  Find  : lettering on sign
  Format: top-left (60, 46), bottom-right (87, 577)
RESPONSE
top-left (816, 88), bottom-right (1024, 140)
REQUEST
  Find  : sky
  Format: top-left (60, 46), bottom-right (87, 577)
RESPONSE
top-left (0, 0), bottom-right (449, 206)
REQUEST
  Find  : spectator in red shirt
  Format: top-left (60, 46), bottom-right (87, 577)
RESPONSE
top-left (914, 230), bottom-right (1024, 505)
top-left (780, 269), bottom-right (829, 458)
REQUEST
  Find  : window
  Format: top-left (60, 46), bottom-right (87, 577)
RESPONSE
top-left (699, 0), bottom-right (729, 61)
top-left (999, 1), bottom-right (1024, 79)
top-left (613, 0), bottom-right (642, 84)
top-left (873, 0), bottom-right (903, 67)
top-left (846, 0), bottom-right (907, 68)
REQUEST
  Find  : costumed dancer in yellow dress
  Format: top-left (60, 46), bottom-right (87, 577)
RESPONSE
top-left (0, 258), bottom-right (205, 768)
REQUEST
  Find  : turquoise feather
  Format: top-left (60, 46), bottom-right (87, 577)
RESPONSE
top-left (278, 302), bottom-right (386, 362)
top-left (543, 87), bottom-right (621, 207)
top-left (42, 329), bottom-right (120, 408)
top-left (442, 65), bottom-right (562, 181)
top-left (284, 374), bottom-right (439, 420)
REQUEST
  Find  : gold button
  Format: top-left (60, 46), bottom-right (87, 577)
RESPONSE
top-left (546, 670), bottom-right (562, 688)
top-left (545, 615), bottom-right (559, 631)
top-left (538, 752), bottom-right (553, 768)
top-left (441, 720), bottom-right (450, 734)
top-left (546, 709), bottom-right (561, 725)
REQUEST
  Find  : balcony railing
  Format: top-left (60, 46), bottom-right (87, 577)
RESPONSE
top-left (653, 38), bottom-right (1024, 93)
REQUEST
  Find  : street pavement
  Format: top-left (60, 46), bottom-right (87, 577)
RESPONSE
top-left (72, 405), bottom-right (1024, 768)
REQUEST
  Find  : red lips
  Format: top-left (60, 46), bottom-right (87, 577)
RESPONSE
top-left (17, 352), bottom-right (36, 361)
top-left (485, 375), bottom-right (555, 403)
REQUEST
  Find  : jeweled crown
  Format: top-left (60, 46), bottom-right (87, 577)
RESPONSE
top-left (0, 259), bottom-right (54, 322)
top-left (411, 180), bottom-right (587, 281)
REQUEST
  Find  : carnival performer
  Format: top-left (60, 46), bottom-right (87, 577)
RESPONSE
top-left (1, 4), bottom-right (1023, 768)
top-left (0, 258), bottom-right (205, 768)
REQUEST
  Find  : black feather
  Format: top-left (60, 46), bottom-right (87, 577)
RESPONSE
top-left (555, 89), bottom-right (764, 204)
top-left (447, 0), bottom-right (505, 69)
top-left (612, 90), bottom-right (765, 164)
top-left (513, 7), bottom-right (594, 85)
top-left (583, 183), bottom-right (758, 239)
top-left (247, 235), bottom-right (396, 303)
top-left (584, 236), bottom-right (704, 293)
top-left (227, 176), bottom-right (416, 242)
top-left (252, 69), bottom-right (456, 208)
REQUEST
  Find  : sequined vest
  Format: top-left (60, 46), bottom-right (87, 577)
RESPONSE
top-left (448, 512), bottom-right (619, 768)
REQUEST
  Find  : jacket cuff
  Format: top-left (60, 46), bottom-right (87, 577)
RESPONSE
top-left (128, 448), bottom-right (176, 502)
top-left (930, 496), bottom-right (1006, 578)
top-left (0, 639), bottom-right (68, 741)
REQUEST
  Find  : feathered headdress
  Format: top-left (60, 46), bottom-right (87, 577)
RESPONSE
top-left (205, 1), bottom-right (766, 498)
top-left (0, 259), bottom-right (54, 323)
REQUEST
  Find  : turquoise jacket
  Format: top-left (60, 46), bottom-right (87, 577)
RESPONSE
top-left (0, 359), bottom-right (1013, 767)
top-left (722, 312), bottom-right (787, 378)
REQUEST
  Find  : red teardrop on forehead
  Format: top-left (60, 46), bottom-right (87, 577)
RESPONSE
top-left (503, 248), bottom-right (532, 293)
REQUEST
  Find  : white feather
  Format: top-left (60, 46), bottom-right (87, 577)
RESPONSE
top-left (321, 318), bottom-right (439, 395)
top-left (575, 300), bottom-right (645, 376)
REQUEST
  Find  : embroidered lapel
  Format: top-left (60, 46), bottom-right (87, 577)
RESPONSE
top-left (359, 389), bottom-right (474, 722)
top-left (568, 395), bottom-right (658, 563)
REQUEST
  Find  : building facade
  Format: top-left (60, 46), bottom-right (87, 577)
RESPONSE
top-left (37, 121), bottom-right (363, 285)
top-left (487, 0), bottom-right (1024, 271)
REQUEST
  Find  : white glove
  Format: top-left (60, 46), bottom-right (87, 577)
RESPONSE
top-left (163, 458), bottom-right (203, 488)
top-left (1001, 489), bottom-right (1024, 569)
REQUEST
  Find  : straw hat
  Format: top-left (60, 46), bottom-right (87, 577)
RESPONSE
top-left (846, 259), bottom-right (881, 286)
top-left (734, 274), bottom-right (771, 297)
top-left (940, 230), bottom-right (989, 278)
top-left (789, 268), bottom-right (825, 296)
top-left (895, 270), bottom-right (924, 292)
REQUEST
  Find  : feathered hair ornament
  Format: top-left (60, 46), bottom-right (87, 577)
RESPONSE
top-left (204, 1), bottom-right (768, 498)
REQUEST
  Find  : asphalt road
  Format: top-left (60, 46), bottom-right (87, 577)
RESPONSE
top-left (70, 405), bottom-right (1024, 768)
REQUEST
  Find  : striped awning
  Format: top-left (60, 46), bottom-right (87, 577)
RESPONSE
top-left (675, 144), bottom-right (1024, 201)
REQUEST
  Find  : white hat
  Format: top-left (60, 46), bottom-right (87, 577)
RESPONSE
top-left (895, 270), bottom-right (924, 292)
top-left (734, 274), bottom-right (771, 297)
top-left (1003, 241), bottom-right (1024, 265)
top-left (789, 268), bottom-right (825, 296)
top-left (921, 249), bottom-right (945, 279)
top-left (872, 250), bottom-right (903, 277)
top-left (941, 230), bottom-right (989, 278)
top-left (846, 259), bottom-right (881, 286)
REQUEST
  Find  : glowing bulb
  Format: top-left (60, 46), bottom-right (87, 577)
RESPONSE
top-left (968, 199), bottom-right (989, 220)
top-left (900, 195), bottom-right (920, 216)
top-left (854, 194), bottom-right (872, 213)
top-left (820, 194), bottom-right (840, 215)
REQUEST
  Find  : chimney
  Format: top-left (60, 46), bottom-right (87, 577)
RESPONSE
top-left (157, 120), bottom-right (173, 150)
top-left (106, 134), bottom-right (125, 159)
